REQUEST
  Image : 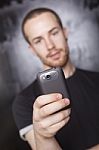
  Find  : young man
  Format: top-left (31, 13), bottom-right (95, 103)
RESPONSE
top-left (13, 8), bottom-right (99, 150)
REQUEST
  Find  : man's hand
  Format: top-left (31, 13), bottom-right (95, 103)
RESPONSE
top-left (25, 93), bottom-right (71, 150)
top-left (33, 93), bottom-right (71, 138)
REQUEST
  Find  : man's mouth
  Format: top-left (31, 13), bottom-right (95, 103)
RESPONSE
top-left (47, 51), bottom-right (61, 60)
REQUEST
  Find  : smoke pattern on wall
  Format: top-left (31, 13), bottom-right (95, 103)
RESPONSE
top-left (0, 0), bottom-right (99, 91)
top-left (0, 0), bottom-right (99, 149)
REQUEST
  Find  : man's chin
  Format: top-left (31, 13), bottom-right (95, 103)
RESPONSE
top-left (48, 62), bottom-right (66, 68)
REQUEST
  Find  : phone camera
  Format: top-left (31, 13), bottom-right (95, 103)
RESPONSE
top-left (46, 74), bottom-right (51, 80)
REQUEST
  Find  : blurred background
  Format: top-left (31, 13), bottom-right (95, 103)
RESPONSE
top-left (0, 0), bottom-right (99, 149)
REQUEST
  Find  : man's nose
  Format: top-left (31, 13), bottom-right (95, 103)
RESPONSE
top-left (45, 38), bottom-right (55, 50)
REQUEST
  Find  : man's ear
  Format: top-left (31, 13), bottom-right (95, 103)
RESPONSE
top-left (63, 27), bottom-right (69, 40)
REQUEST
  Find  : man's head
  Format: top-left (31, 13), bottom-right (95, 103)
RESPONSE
top-left (22, 7), bottom-right (69, 69)
top-left (22, 8), bottom-right (63, 43)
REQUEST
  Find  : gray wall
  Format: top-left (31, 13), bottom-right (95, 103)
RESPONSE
top-left (0, 0), bottom-right (99, 149)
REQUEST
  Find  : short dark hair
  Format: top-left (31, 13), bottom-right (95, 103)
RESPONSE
top-left (22, 7), bottom-right (63, 43)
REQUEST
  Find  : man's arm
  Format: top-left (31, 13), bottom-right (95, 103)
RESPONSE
top-left (25, 129), bottom-right (36, 150)
top-left (25, 128), bottom-right (62, 150)
top-left (25, 93), bottom-right (71, 150)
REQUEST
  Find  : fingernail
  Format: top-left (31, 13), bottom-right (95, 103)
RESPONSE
top-left (57, 94), bottom-right (62, 99)
top-left (64, 98), bottom-right (70, 104)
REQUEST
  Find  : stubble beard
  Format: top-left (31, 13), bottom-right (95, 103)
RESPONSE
top-left (42, 49), bottom-right (69, 68)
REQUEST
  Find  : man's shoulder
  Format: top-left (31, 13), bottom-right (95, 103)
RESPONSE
top-left (75, 68), bottom-right (99, 85)
top-left (20, 79), bottom-right (38, 97)
top-left (76, 68), bottom-right (99, 77)
top-left (12, 79), bottom-right (38, 117)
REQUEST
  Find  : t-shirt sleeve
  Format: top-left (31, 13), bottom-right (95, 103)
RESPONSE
top-left (19, 124), bottom-right (33, 141)
top-left (12, 80), bottom-right (38, 131)
top-left (12, 94), bottom-right (33, 130)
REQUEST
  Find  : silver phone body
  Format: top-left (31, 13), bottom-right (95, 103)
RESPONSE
top-left (37, 67), bottom-right (69, 99)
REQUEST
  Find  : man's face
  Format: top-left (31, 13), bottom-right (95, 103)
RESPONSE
top-left (24, 12), bottom-right (69, 69)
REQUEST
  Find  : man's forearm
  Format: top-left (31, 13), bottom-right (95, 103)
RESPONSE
top-left (34, 132), bottom-right (62, 150)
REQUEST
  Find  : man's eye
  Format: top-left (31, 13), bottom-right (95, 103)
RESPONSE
top-left (34, 39), bottom-right (41, 44)
top-left (52, 30), bottom-right (59, 35)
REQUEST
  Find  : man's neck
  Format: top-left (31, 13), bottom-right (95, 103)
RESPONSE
top-left (43, 60), bottom-right (75, 78)
top-left (62, 60), bottom-right (75, 78)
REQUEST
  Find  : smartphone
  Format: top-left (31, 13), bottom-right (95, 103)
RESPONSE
top-left (37, 67), bottom-right (70, 100)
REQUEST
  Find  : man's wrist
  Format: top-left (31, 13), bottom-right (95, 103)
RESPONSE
top-left (34, 131), bottom-right (62, 150)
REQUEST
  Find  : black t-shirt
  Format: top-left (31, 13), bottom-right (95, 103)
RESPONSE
top-left (12, 68), bottom-right (99, 150)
